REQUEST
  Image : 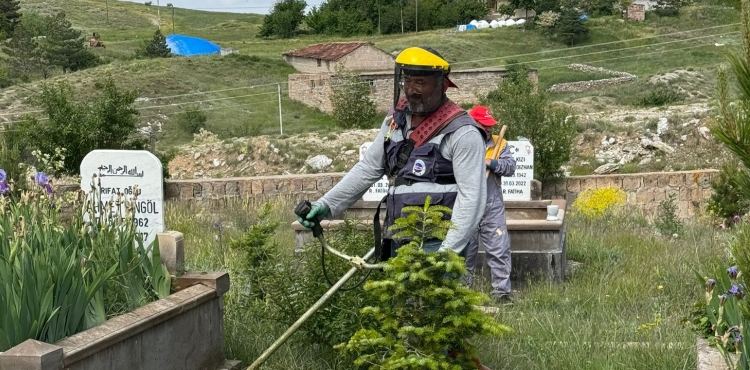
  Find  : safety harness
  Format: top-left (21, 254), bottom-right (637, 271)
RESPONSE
top-left (372, 97), bottom-right (467, 262)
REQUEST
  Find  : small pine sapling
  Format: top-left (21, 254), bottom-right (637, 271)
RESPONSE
top-left (336, 197), bottom-right (513, 369)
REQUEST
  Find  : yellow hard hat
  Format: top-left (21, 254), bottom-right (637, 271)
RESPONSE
top-left (394, 47), bottom-right (457, 88)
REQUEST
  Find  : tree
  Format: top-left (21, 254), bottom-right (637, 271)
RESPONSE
top-left (14, 79), bottom-right (146, 175)
top-left (137, 29), bottom-right (171, 58)
top-left (2, 23), bottom-right (49, 81)
top-left (330, 69), bottom-right (377, 129)
top-left (336, 198), bottom-right (512, 368)
top-left (482, 63), bottom-right (577, 183)
top-left (0, 0), bottom-right (21, 37)
top-left (258, 0), bottom-right (306, 39)
top-left (177, 107), bottom-right (207, 134)
top-left (44, 12), bottom-right (101, 73)
top-left (554, 8), bottom-right (589, 46)
top-left (653, 0), bottom-right (682, 16)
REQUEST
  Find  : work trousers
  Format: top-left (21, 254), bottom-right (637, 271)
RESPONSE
top-left (464, 176), bottom-right (511, 296)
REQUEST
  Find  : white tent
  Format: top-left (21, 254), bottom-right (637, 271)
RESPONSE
top-left (516, 18), bottom-right (526, 25)
top-left (469, 19), bottom-right (479, 26)
top-left (490, 20), bottom-right (500, 28)
top-left (505, 19), bottom-right (516, 26)
top-left (478, 20), bottom-right (490, 28)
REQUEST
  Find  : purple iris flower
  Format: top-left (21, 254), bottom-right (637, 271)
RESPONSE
top-left (734, 215), bottom-right (742, 222)
top-left (728, 266), bottom-right (740, 280)
top-left (0, 169), bottom-right (7, 195)
top-left (35, 172), bottom-right (52, 195)
top-left (737, 334), bottom-right (743, 345)
top-left (0, 169), bottom-right (6, 182)
top-left (728, 284), bottom-right (746, 300)
top-left (707, 279), bottom-right (717, 291)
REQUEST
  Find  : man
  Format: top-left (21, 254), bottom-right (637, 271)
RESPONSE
top-left (297, 46), bottom-right (491, 369)
top-left (464, 106), bottom-right (516, 304)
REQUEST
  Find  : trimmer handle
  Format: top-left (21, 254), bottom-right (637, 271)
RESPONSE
top-left (295, 200), bottom-right (323, 238)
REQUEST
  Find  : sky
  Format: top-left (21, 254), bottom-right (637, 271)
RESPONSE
top-left (119, 0), bottom-right (325, 15)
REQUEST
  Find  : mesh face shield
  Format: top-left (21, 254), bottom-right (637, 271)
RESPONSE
top-left (393, 67), bottom-right (446, 116)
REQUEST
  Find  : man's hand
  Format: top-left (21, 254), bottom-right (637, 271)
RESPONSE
top-left (297, 202), bottom-right (330, 230)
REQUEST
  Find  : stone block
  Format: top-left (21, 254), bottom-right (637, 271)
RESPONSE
top-left (303, 178), bottom-right (317, 191)
top-left (643, 174), bottom-right (658, 188)
top-left (211, 182), bottom-right (226, 197)
top-left (251, 180), bottom-right (263, 194)
top-left (580, 177), bottom-right (597, 191)
top-left (0, 339), bottom-right (63, 370)
top-left (657, 174), bottom-right (671, 188)
top-left (276, 179), bottom-right (290, 194)
top-left (565, 178), bottom-right (580, 192)
top-left (157, 231), bottom-right (185, 276)
top-left (669, 174), bottom-right (683, 187)
top-left (595, 176), bottom-right (620, 189)
top-left (636, 189), bottom-right (653, 203)
top-left (165, 182), bottom-right (180, 200)
top-left (622, 176), bottom-right (642, 191)
top-left (262, 180), bottom-right (277, 194)
top-left (179, 184), bottom-right (192, 200)
top-left (679, 187), bottom-right (691, 201)
top-left (691, 188), bottom-right (703, 202)
top-left (226, 182), bottom-right (240, 197)
top-left (702, 188), bottom-right (714, 200)
top-left (317, 176), bottom-right (333, 192)
top-left (175, 271), bottom-right (230, 297)
top-left (666, 188), bottom-right (679, 200)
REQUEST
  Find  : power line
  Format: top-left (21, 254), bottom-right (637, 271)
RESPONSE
top-left (451, 23), bottom-right (741, 66)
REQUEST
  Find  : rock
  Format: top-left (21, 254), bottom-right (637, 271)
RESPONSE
top-left (344, 150), bottom-right (356, 156)
top-left (698, 126), bottom-right (711, 140)
top-left (273, 147), bottom-right (279, 154)
top-left (609, 137), bottom-right (616, 145)
top-left (194, 152), bottom-right (201, 160)
top-left (237, 154), bottom-right (246, 161)
top-left (681, 135), bottom-right (687, 141)
top-left (641, 138), bottom-right (675, 153)
top-left (306, 155), bottom-right (332, 170)
top-left (601, 137), bottom-right (610, 147)
top-left (595, 163), bottom-right (621, 174)
top-left (657, 117), bottom-right (669, 135)
top-left (619, 153), bottom-right (636, 165)
top-left (213, 159), bottom-right (222, 167)
top-left (639, 157), bottom-right (652, 165)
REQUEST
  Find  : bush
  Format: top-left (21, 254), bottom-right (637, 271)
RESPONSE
top-left (637, 83), bottom-right (684, 107)
top-left (331, 70), bottom-right (377, 129)
top-left (571, 186), bottom-right (627, 220)
top-left (14, 79), bottom-right (147, 175)
top-left (336, 197), bottom-right (512, 368)
top-left (257, 0), bottom-right (306, 38)
top-left (708, 160), bottom-right (750, 222)
top-left (482, 63), bottom-right (577, 183)
top-left (177, 106), bottom-right (207, 134)
top-left (654, 193), bottom-right (683, 237)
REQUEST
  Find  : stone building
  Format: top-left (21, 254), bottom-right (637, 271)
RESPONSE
top-left (626, 3), bottom-right (646, 21)
top-left (288, 67), bottom-right (539, 114)
top-left (282, 41), bottom-right (394, 74)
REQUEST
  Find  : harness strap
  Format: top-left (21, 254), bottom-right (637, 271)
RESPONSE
top-left (395, 98), bottom-right (467, 148)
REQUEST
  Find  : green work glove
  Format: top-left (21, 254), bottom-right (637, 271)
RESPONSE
top-left (297, 202), bottom-right (330, 230)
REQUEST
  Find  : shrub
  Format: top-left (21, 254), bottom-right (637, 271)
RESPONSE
top-left (336, 197), bottom-right (512, 368)
top-left (708, 160), bottom-right (750, 222)
top-left (177, 106), bottom-right (207, 134)
top-left (482, 64), bottom-right (577, 183)
top-left (637, 83), bottom-right (684, 107)
top-left (137, 29), bottom-right (171, 58)
top-left (571, 186), bottom-right (627, 220)
top-left (654, 193), bottom-right (683, 237)
top-left (331, 70), bottom-right (377, 129)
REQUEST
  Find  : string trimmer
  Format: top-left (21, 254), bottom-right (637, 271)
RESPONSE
top-left (246, 200), bottom-right (383, 370)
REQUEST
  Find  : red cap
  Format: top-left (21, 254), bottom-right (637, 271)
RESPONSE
top-left (469, 106), bottom-right (497, 127)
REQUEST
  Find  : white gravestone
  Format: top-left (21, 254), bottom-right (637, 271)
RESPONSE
top-left (359, 142), bottom-right (389, 202)
top-left (80, 150), bottom-right (165, 249)
top-left (500, 140), bottom-right (534, 201)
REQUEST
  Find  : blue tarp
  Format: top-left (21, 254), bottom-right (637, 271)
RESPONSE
top-left (165, 34), bottom-right (221, 56)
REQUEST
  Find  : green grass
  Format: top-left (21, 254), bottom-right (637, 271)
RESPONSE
top-left (165, 198), bottom-right (730, 369)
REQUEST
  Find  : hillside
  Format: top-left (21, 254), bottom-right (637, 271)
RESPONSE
top-left (3, 0), bottom-right (744, 180)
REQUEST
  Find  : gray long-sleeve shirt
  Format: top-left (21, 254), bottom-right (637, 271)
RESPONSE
top-left (316, 113), bottom-right (487, 255)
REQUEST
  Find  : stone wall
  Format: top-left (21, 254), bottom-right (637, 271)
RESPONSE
top-left (547, 64), bottom-right (636, 93)
top-left (541, 169), bottom-right (719, 218)
top-left (337, 45), bottom-right (395, 72)
top-left (162, 169), bottom-right (718, 219)
top-left (288, 68), bottom-right (539, 114)
top-left (627, 3), bottom-right (646, 20)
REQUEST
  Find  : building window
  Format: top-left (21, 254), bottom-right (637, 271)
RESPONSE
top-left (364, 78), bottom-right (375, 93)
top-left (317, 59), bottom-right (322, 67)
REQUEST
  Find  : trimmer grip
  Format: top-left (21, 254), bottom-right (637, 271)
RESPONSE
top-left (295, 200), bottom-right (323, 238)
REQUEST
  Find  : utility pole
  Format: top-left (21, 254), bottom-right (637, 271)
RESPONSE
top-left (400, 3), bottom-right (404, 34)
top-left (277, 84), bottom-right (283, 135)
top-left (105, 0), bottom-right (109, 23)
top-left (157, 0), bottom-right (161, 30)
top-left (415, 0), bottom-right (418, 33)
top-left (378, 0), bottom-right (381, 34)
top-left (168, 3), bottom-right (174, 33)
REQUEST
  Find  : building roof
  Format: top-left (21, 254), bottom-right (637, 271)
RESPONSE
top-left (283, 42), bottom-right (373, 61)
